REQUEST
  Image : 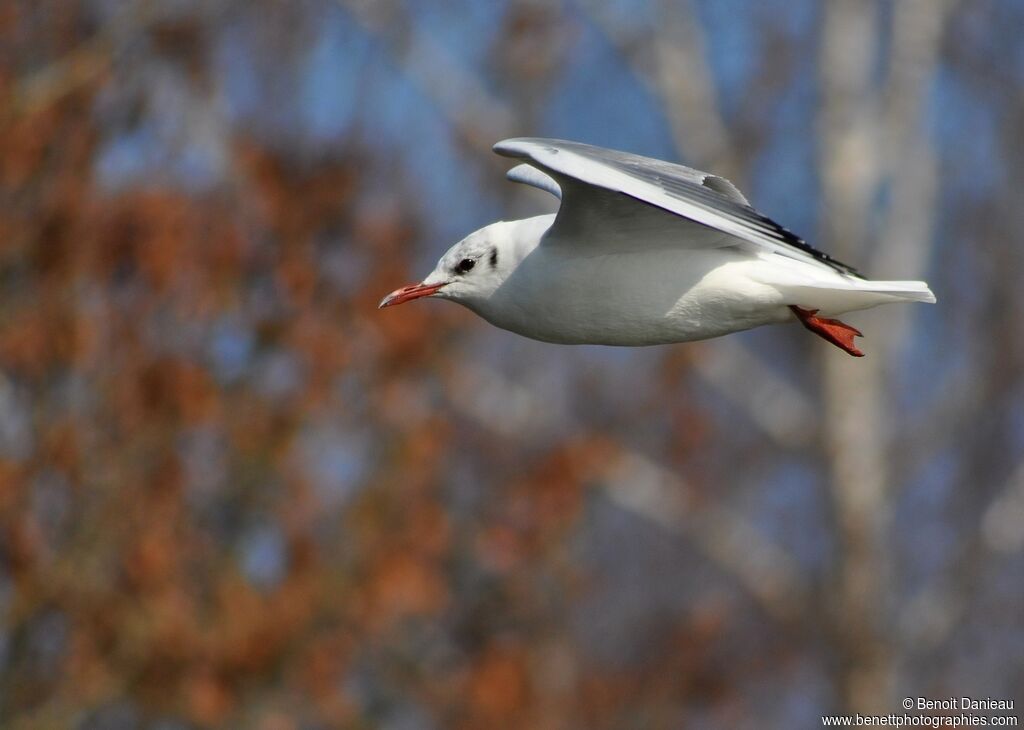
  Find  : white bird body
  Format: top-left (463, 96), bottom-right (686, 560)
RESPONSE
top-left (380, 138), bottom-right (935, 356)
top-left (463, 215), bottom-right (929, 347)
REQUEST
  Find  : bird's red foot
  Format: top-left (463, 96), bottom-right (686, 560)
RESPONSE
top-left (789, 305), bottom-right (864, 357)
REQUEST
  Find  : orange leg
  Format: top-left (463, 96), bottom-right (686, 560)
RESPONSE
top-left (789, 305), bottom-right (864, 357)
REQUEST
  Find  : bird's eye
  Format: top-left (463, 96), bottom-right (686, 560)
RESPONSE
top-left (456, 258), bottom-right (475, 274)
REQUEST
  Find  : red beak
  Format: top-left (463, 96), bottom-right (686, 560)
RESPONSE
top-left (378, 281), bottom-right (446, 309)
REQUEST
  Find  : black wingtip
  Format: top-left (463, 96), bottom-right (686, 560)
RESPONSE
top-left (761, 215), bottom-right (863, 278)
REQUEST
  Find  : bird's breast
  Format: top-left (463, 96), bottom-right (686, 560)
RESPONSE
top-left (477, 247), bottom-right (787, 346)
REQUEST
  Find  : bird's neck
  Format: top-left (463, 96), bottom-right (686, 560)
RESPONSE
top-left (504, 213), bottom-right (555, 263)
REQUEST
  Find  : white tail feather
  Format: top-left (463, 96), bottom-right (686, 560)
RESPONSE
top-left (780, 276), bottom-right (936, 317)
top-left (855, 279), bottom-right (936, 304)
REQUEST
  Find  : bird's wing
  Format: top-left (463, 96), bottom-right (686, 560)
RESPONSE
top-left (506, 163), bottom-right (561, 199)
top-left (494, 137), bottom-right (860, 276)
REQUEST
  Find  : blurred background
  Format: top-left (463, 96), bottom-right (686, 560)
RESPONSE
top-left (1, 0), bottom-right (1022, 728)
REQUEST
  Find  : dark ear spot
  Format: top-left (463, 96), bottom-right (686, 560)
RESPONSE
top-left (489, 247), bottom-right (498, 268)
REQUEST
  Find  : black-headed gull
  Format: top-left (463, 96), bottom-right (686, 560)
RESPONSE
top-left (380, 138), bottom-right (935, 357)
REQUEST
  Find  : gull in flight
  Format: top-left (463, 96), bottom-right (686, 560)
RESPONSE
top-left (379, 138), bottom-right (935, 356)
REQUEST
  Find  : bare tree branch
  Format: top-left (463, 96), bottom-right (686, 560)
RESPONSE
top-left (5, 2), bottom-right (153, 119)
top-left (691, 339), bottom-right (815, 449)
top-left (819, 0), bottom-right (893, 714)
top-left (981, 459), bottom-right (1024, 555)
top-left (575, 0), bottom-right (737, 177)
top-left (901, 429), bottom-right (1024, 650)
top-left (444, 359), bottom-right (811, 623)
top-left (334, 0), bottom-right (516, 153)
top-left (602, 450), bottom-right (810, 623)
top-left (819, 0), bottom-right (952, 713)
top-left (871, 0), bottom-right (952, 351)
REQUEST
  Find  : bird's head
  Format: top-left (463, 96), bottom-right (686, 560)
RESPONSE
top-left (378, 221), bottom-right (518, 310)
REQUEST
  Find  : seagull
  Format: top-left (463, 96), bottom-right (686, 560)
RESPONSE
top-left (379, 138), bottom-right (935, 357)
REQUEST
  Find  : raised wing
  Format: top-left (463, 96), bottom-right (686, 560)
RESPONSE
top-left (506, 163), bottom-right (561, 199)
top-left (494, 137), bottom-right (860, 276)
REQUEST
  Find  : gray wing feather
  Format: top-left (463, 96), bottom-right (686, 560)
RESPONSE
top-left (506, 163), bottom-right (561, 199)
top-left (493, 137), bottom-right (859, 276)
